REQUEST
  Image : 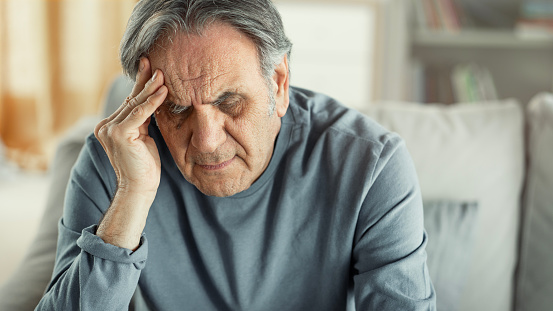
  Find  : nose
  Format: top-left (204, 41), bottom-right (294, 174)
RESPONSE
top-left (190, 107), bottom-right (226, 154)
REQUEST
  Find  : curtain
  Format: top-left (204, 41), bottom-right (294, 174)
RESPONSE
top-left (0, 0), bottom-right (136, 170)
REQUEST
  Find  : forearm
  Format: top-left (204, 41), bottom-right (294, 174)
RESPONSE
top-left (97, 189), bottom-right (155, 250)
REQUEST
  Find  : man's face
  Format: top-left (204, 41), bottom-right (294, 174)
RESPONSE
top-left (149, 23), bottom-right (289, 197)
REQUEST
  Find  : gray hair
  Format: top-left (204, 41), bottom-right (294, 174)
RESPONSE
top-left (120, 0), bottom-right (292, 83)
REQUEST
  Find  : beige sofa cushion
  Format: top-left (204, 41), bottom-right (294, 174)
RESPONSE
top-left (516, 93), bottom-right (553, 311)
top-left (363, 100), bottom-right (524, 311)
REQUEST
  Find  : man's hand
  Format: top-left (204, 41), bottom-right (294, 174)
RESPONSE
top-left (93, 58), bottom-right (167, 250)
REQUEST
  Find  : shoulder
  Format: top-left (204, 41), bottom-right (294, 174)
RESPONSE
top-left (280, 87), bottom-right (420, 222)
top-left (285, 86), bottom-right (407, 176)
top-left (288, 87), bottom-right (398, 140)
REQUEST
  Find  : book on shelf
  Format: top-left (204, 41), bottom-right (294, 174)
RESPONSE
top-left (414, 0), bottom-right (526, 32)
top-left (413, 0), bottom-right (472, 33)
top-left (408, 62), bottom-right (498, 104)
top-left (515, 0), bottom-right (553, 38)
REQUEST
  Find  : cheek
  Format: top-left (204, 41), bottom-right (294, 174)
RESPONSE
top-left (229, 116), bottom-right (261, 147)
top-left (156, 115), bottom-right (189, 157)
top-left (235, 114), bottom-right (277, 161)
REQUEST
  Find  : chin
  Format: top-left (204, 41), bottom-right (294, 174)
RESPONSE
top-left (194, 182), bottom-right (247, 197)
top-left (178, 163), bottom-right (252, 197)
top-left (182, 172), bottom-right (247, 197)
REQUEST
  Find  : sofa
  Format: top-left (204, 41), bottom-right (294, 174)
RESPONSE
top-left (0, 75), bottom-right (551, 311)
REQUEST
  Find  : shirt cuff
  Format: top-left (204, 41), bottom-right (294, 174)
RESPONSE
top-left (76, 225), bottom-right (148, 267)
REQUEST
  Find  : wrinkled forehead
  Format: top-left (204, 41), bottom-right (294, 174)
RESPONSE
top-left (148, 23), bottom-right (262, 104)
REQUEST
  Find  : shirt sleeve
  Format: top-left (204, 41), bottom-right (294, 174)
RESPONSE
top-left (352, 136), bottom-right (436, 310)
top-left (35, 135), bottom-right (148, 311)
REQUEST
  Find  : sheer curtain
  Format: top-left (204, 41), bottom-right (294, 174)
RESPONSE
top-left (0, 0), bottom-right (135, 170)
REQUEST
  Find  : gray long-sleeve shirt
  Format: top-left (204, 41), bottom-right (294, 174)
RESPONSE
top-left (37, 87), bottom-right (436, 310)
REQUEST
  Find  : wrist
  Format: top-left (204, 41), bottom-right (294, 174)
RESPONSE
top-left (97, 188), bottom-right (155, 250)
top-left (115, 184), bottom-right (158, 205)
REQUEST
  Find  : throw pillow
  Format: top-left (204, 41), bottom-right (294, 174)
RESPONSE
top-left (424, 200), bottom-right (479, 311)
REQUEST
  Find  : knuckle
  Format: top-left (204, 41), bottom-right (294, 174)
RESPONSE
top-left (94, 120), bottom-right (106, 136)
top-left (145, 96), bottom-right (155, 107)
top-left (132, 105), bottom-right (145, 116)
top-left (99, 123), bottom-right (108, 133)
top-left (145, 95), bottom-right (160, 112)
top-left (106, 124), bottom-right (119, 138)
top-left (128, 97), bottom-right (138, 107)
top-left (97, 124), bottom-right (110, 139)
top-left (125, 97), bottom-right (141, 112)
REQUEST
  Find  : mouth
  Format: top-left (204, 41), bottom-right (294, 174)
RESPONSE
top-left (197, 156), bottom-right (235, 171)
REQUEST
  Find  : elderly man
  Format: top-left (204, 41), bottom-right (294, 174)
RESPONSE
top-left (37, 0), bottom-right (435, 310)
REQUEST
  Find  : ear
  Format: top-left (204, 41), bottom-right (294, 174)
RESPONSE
top-left (272, 55), bottom-right (290, 118)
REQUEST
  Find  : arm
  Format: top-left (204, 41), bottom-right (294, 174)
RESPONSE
top-left (36, 58), bottom-right (167, 310)
top-left (94, 58), bottom-right (167, 250)
top-left (353, 137), bottom-right (436, 310)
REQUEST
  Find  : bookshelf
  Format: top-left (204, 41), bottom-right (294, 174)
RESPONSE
top-left (405, 0), bottom-right (553, 105)
top-left (412, 29), bottom-right (553, 49)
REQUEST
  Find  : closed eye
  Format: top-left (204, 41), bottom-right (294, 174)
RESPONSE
top-left (162, 92), bottom-right (244, 117)
top-left (217, 99), bottom-right (243, 116)
top-left (212, 92), bottom-right (244, 116)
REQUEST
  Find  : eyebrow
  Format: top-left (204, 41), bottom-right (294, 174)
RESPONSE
top-left (163, 91), bottom-right (241, 108)
top-left (211, 91), bottom-right (240, 106)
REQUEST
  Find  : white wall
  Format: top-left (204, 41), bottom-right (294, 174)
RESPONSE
top-left (276, 2), bottom-right (378, 111)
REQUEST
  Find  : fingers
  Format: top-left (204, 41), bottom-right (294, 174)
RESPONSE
top-left (95, 59), bottom-right (167, 147)
top-left (95, 56), bottom-right (165, 130)
top-left (106, 57), bottom-right (153, 124)
top-left (123, 84), bottom-right (167, 130)
top-left (95, 80), bottom-right (166, 142)
top-left (112, 68), bottom-right (165, 124)
top-left (130, 57), bottom-right (152, 99)
top-left (95, 57), bottom-right (152, 138)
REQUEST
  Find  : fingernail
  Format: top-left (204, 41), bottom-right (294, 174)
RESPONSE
top-left (139, 59), bottom-right (145, 72)
top-left (151, 70), bottom-right (158, 82)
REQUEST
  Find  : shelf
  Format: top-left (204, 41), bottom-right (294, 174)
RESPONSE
top-left (412, 29), bottom-right (553, 49)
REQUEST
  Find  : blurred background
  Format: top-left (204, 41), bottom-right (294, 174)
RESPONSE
top-left (1, 0), bottom-right (552, 289)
